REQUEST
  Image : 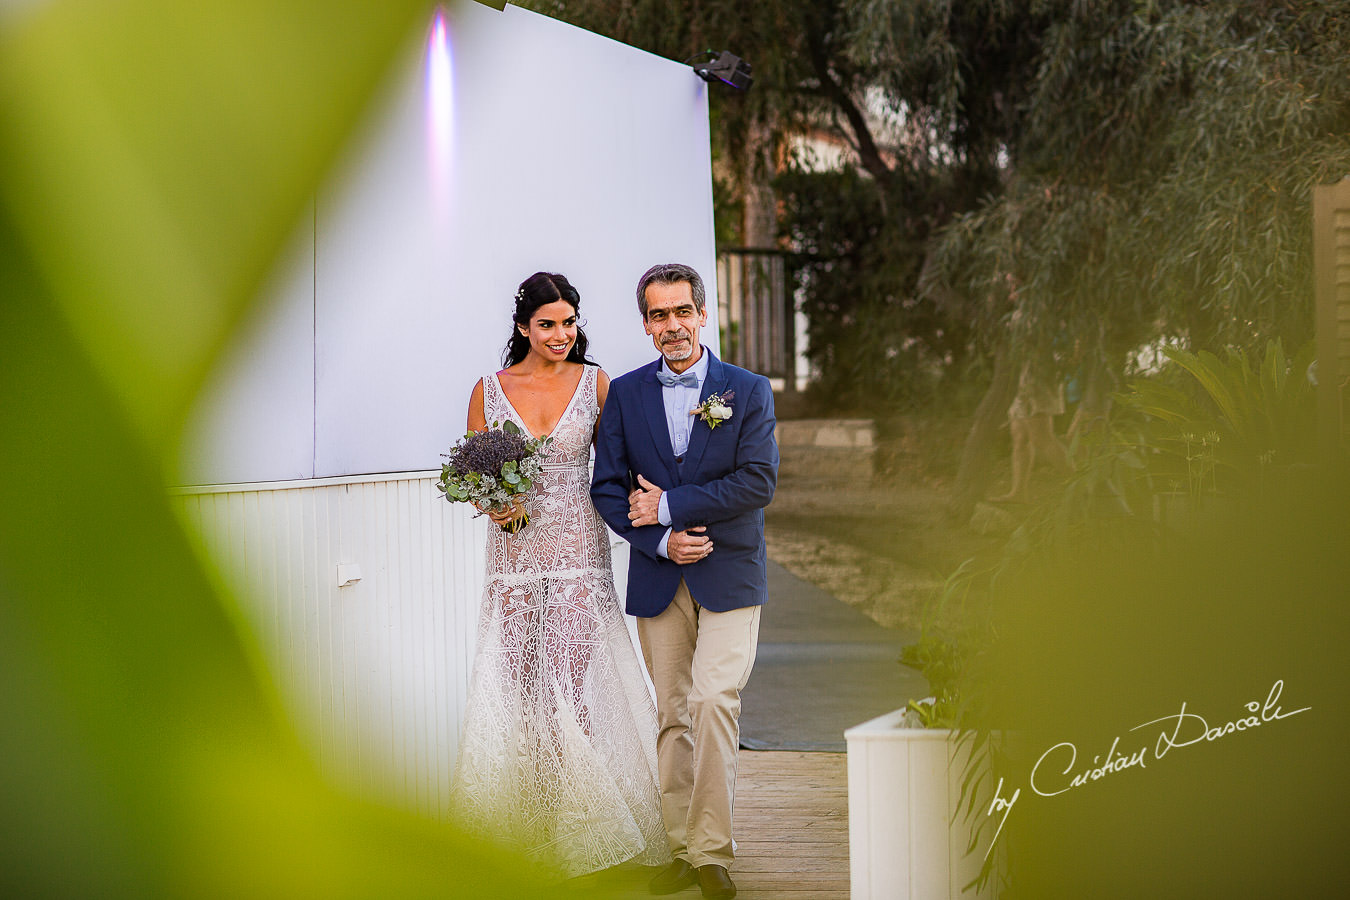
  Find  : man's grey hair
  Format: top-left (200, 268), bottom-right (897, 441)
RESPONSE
top-left (635, 263), bottom-right (706, 317)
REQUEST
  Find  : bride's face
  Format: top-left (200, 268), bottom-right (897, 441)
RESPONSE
top-left (518, 299), bottom-right (579, 363)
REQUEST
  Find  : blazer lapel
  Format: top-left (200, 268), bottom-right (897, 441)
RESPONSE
top-left (681, 351), bottom-right (725, 476)
top-left (640, 362), bottom-right (680, 481)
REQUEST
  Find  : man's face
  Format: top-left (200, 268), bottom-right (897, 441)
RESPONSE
top-left (643, 281), bottom-right (707, 372)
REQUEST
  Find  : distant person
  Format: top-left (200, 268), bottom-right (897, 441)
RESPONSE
top-left (591, 263), bottom-right (779, 900)
top-left (449, 272), bottom-right (668, 877)
top-left (992, 358), bottom-right (1074, 502)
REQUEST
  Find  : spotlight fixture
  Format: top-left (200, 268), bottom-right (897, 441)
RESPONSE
top-left (691, 51), bottom-right (753, 91)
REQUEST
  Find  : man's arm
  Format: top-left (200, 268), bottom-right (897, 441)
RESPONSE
top-left (664, 375), bottom-right (778, 531)
top-left (590, 386), bottom-right (668, 560)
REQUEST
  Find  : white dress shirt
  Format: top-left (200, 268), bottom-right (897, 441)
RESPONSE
top-left (654, 351), bottom-right (709, 558)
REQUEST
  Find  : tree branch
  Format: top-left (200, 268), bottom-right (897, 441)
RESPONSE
top-left (805, 32), bottom-right (894, 185)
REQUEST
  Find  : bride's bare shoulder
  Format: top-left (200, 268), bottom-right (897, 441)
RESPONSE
top-left (595, 367), bottom-right (611, 409)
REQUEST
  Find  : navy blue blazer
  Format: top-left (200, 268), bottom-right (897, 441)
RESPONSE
top-left (591, 351), bottom-right (778, 617)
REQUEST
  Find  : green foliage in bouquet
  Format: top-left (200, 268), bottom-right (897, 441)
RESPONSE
top-left (438, 420), bottom-right (550, 533)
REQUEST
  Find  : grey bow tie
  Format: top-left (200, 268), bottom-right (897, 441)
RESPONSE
top-left (656, 369), bottom-right (698, 388)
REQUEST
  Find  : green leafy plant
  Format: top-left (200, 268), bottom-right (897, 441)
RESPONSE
top-left (1118, 339), bottom-right (1317, 497)
top-left (900, 560), bottom-right (984, 729)
top-left (901, 637), bottom-right (962, 729)
top-left (1000, 338), bottom-right (1319, 548)
top-left (899, 558), bottom-right (1008, 893)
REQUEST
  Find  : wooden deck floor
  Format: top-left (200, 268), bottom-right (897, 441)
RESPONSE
top-left (577, 750), bottom-right (849, 899)
top-left (731, 750), bottom-right (850, 898)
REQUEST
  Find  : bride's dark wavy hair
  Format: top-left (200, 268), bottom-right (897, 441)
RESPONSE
top-left (502, 272), bottom-right (599, 368)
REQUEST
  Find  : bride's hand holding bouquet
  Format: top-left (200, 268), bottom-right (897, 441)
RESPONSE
top-left (437, 419), bottom-right (550, 534)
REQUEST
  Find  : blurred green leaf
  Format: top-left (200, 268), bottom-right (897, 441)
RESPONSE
top-left (0, 0), bottom-right (432, 448)
top-left (0, 1), bottom-right (560, 896)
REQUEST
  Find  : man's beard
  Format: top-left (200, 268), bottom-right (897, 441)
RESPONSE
top-left (661, 331), bottom-right (693, 361)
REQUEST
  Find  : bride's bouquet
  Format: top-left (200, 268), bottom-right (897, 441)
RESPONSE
top-left (437, 420), bottom-right (550, 534)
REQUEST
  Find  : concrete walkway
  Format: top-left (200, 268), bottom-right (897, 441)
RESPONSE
top-left (738, 560), bottom-right (928, 752)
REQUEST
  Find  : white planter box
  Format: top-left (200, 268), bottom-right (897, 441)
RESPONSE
top-left (845, 709), bottom-right (994, 900)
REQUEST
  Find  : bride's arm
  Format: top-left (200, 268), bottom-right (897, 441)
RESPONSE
top-left (467, 378), bottom-right (487, 433)
top-left (592, 368), bottom-right (610, 445)
top-left (465, 377), bottom-right (514, 527)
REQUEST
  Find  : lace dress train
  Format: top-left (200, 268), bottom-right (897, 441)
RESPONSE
top-left (449, 367), bottom-right (668, 877)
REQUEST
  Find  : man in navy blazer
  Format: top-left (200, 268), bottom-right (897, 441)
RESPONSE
top-left (592, 263), bottom-right (778, 899)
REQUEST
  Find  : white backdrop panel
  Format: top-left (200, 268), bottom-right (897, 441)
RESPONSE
top-left (178, 2), bottom-right (717, 485)
top-left (175, 217), bottom-right (315, 485)
top-left (316, 1), bottom-right (717, 478)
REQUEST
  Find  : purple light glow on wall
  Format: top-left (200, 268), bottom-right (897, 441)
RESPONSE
top-left (425, 8), bottom-right (453, 219)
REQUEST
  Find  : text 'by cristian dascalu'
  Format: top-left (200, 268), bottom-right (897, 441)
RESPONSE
top-left (981, 679), bottom-right (1311, 859)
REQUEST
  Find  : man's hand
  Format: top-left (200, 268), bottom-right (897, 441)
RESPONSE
top-left (627, 473), bottom-right (664, 527)
top-left (666, 526), bottom-right (713, 565)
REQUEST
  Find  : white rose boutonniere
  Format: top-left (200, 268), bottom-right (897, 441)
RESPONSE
top-left (691, 390), bottom-right (735, 430)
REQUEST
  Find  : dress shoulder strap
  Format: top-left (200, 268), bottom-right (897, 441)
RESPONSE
top-left (481, 372), bottom-right (507, 422)
top-left (583, 364), bottom-right (601, 413)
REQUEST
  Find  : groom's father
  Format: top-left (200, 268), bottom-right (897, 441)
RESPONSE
top-left (592, 263), bottom-right (778, 899)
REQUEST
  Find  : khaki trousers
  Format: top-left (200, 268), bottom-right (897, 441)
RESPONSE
top-left (636, 579), bottom-right (761, 869)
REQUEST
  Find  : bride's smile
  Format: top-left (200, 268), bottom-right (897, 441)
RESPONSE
top-left (518, 297), bottom-right (579, 363)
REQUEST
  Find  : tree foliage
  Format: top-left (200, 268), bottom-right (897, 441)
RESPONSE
top-left (928, 0), bottom-right (1350, 364)
top-left (526, 0), bottom-right (1350, 433)
top-left (523, 0), bottom-right (1048, 411)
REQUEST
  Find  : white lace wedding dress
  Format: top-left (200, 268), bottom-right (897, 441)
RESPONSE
top-left (449, 366), bottom-right (669, 877)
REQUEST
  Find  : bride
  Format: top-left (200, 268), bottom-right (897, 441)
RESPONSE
top-left (449, 272), bottom-right (669, 878)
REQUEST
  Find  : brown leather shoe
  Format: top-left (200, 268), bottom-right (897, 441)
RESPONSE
top-left (649, 859), bottom-right (697, 894)
top-left (696, 864), bottom-right (736, 899)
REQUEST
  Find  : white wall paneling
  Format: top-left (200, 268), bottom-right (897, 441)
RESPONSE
top-left (175, 474), bottom-right (485, 817)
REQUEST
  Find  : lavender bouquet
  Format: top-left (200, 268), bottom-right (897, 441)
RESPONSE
top-left (437, 420), bottom-right (550, 534)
